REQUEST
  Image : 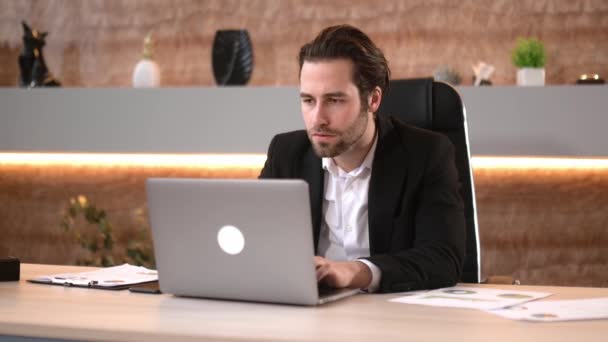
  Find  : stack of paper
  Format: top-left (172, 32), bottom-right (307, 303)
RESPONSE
top-left (390, 286), bottom-right (551, 310)
top-left (390, 286), bottom-right (608, 322)
top-left (487, 297), bottom-right (608, 322)
top-left (29, 264), bottom-right (158, 290)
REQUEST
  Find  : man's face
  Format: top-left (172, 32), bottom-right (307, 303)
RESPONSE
top-left (299, 59), bottom-right (371, 158)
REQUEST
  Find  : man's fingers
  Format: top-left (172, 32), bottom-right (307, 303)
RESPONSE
top-left (313, 256), bottom-right (326, 267)
top-left (314, 258), bottom-right (353, 288)
top-left (316, 264), bottom-right (329, 281)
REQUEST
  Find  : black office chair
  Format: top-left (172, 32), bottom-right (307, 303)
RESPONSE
top-left (377, 78), bottom-right (480, 283)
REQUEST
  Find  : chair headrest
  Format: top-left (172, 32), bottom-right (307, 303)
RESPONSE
top-left (377, 78), bottom-right (464, 131)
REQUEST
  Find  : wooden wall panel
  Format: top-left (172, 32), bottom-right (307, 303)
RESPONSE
top-left (1, 0), bottom-right (607, 87)
top-left (475, 165), bottom-right (608, 287)
top-left (1, 161), bottom-right (607, 288)
top-left (0, 161), bottom-right (261, 267)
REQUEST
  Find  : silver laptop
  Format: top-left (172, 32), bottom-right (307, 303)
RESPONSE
top-left (146, 178), bottom-right (359, 305)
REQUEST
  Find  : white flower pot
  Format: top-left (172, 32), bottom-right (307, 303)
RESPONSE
top-left (516, 68), bottom-right (545, 86)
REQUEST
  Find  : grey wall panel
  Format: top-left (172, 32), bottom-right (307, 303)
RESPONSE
top-left (459, 86), bottom-right (608, 157)
top-left (0, 87), bottom-right (302, 154)
top-left (1, 86), bottom-right (606, 156)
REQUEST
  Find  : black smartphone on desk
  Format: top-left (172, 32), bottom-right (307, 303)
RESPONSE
top-left (129, 281), bottom-right (161, 294)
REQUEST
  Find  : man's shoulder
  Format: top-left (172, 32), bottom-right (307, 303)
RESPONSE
top-left (261, 129), bottom-right (315, 178)
top-left (268, 129), bottom-right (312, 155)
top-left (272, 129), bottom-right (309, 144)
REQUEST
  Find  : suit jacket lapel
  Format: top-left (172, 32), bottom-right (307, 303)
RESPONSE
top-left (297, 116), bottom-right (408, 255)
top-left (299, 147), bottom-right (324, 252)
top-left (368, 116), bottom-right (409, 254)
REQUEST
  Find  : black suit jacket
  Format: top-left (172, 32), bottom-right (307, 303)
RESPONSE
top-left (259, 115), bottom-right (465, 293)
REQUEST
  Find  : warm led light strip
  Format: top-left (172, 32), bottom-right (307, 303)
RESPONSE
top-left (0, 153), bottom-right (267, 169)
top-left (472, 156), bottom-right (608, 169)
top-left (1, 153), bottom-right (608, 170)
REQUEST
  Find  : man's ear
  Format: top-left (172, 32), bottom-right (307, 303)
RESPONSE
top-left (368, 86), bottom-right (382, 113)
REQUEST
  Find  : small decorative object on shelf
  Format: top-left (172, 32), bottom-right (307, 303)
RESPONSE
top-left (512, 37), bottom-right (546, 86)
top-left (132, 32), bottom-right (161, 88)
top-left (433, 65), bottom-right (461, 85)
top-left (212, 29), bottom-right (254, 86)
top-left (576, 74), bottom-right (605, 85)
top-left (18, 20), bottom-right (61, 88)
top-left (472, 61), bottom-right (495, 86)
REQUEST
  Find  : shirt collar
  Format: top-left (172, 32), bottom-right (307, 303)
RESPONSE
top-left (322, 130), bottom-right (378, 177)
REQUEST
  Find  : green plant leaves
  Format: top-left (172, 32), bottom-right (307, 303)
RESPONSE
top-left (512, 38), bottom-right (546, 68)
top-left (59, 195), bottom-right (154, 268)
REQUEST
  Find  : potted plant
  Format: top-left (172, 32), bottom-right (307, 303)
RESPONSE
top-left (512, 38), bottom-right (546, 86)
top-left (60, 195), bottom-right (155, 268)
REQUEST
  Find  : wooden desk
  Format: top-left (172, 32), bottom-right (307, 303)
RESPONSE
top-left (1, 264), bottom-right (607, 341)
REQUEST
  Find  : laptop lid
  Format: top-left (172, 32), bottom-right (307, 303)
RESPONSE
top-left (146, 178), bottom-right (324, 306)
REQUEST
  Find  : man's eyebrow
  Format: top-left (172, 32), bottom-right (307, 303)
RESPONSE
top-left (299, 91), bottom-right (348, 98)
top-left (323, 92), bottom-right (347, 98)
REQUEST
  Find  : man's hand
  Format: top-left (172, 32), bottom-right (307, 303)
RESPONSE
top-left (314, 256), bottom-right (372, 289)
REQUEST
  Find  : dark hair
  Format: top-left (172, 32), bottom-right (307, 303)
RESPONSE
top-left (298, 24), bottom-right (391, 108)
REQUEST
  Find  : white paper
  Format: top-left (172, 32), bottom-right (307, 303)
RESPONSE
top-left (31, 264), bottom-right (157, 287)
top-left (390, 286), bottom-right (551, 310)
top-left (487, 297), bottom-right (608, 322)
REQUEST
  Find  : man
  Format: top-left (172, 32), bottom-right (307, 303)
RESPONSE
top-left (260, 25), bottom-right (465, 293)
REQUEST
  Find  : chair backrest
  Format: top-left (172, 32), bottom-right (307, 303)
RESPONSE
top-left (377, 78), bottom-right (480, 283)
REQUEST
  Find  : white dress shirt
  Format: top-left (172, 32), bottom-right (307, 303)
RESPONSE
top-left (317, 134), bottom-right (382, 292)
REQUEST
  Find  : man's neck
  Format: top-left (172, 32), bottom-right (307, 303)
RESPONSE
top-left (333, 118), bottom-right (377, 172)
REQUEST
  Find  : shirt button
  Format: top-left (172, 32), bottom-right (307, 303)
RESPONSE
top-left (345, 226), bottom-right (352, 232)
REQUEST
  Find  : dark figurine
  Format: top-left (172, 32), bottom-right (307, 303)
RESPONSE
top-left (18, 21), bottom-right (61, 87)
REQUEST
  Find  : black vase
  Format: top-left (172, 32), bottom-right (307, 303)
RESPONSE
top-left (212, 29), bottom-right (254, 86)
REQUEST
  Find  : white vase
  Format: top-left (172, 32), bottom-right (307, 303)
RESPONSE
top-left (132, 59), bottom-right (160, 88)
top-left (516, 68), bottom-right (545, 86)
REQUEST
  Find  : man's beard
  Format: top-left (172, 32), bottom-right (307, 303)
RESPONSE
top-left (308, 108), bottom-right (369, 158)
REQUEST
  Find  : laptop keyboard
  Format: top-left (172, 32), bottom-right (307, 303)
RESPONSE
top-left (318, 285), bottom-right (337, 297)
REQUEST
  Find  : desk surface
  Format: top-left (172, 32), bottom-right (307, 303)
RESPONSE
top-left (1, 264), bottom-right (607, 342)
